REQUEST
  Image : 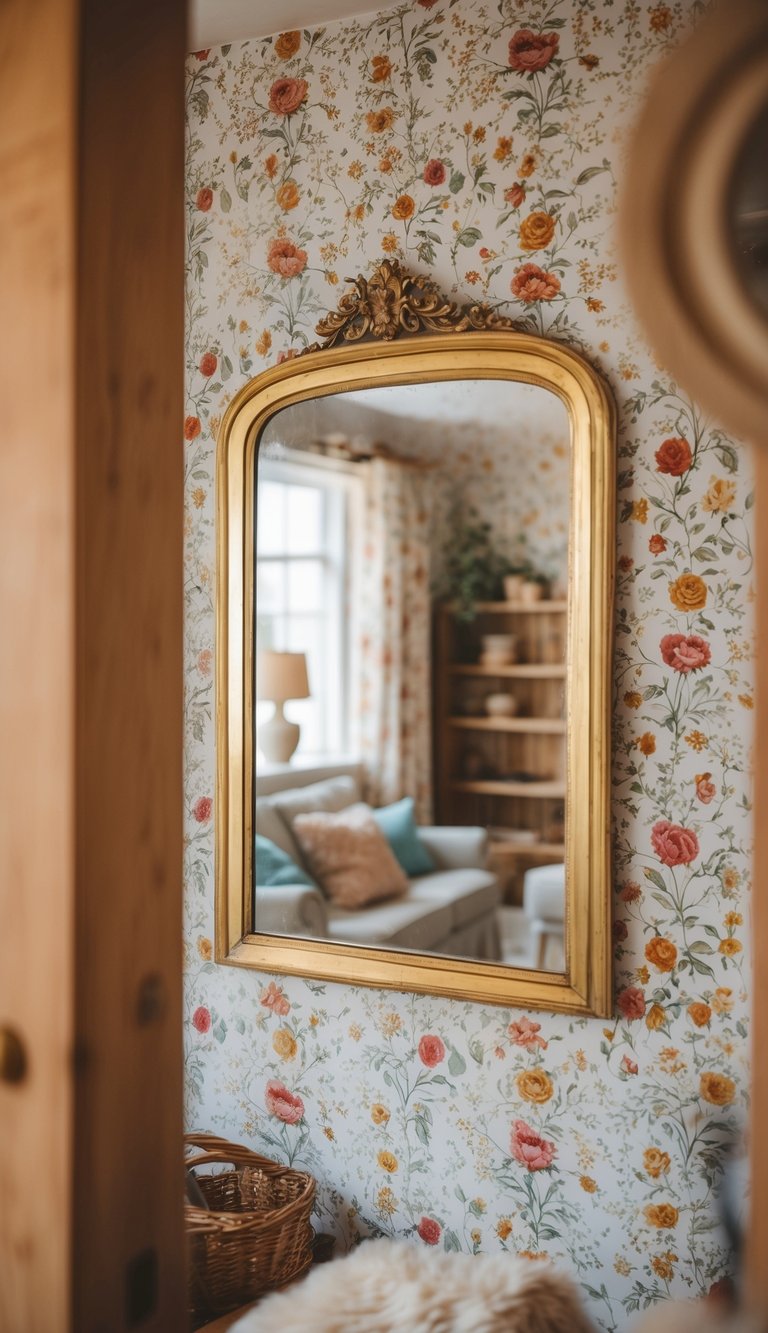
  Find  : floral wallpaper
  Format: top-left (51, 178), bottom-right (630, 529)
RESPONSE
top-left (183, 2), bottom-right (753, 1327)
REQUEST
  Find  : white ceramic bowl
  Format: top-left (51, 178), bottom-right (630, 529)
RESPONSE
top-left (485, 693), bottom-right (518, 717)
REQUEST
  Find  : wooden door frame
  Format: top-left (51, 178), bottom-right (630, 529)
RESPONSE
top-left (1, 3), bottom-right (186, 1328)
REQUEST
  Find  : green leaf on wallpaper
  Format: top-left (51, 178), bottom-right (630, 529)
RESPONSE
top-left (715, 443), bottom-right (738, 472)
top-left (644, 869), bottom-right (667, 893)
top-left (234, 1016), bottom-right (245, 1034)
top-left (443, 1230), bottom-right (461, 1252)
top-left (448, 1047), bottom-right (466, 1076)
top-left (540, 123), bottom-right (562, 139)
top-left (213, 1018), bottom-right (227, 1043)
top-left (414, 1114), bottom-right (430, 1146)
top-left (699, 617), bottom-right (715, 631)
top-left (221, 355), bottom-right (233, 382)
top-left (454, 1184), bottom-right (466, 1202)
top-left (692, 546), bottom-right (717, 561)
top-left (468, 1038), bottom-right (484, 1064)
top-left (746, 491), bottom-right (754, 508)
top-left (221, 44), bottom-right (231, 55)
top-left (220, 187), bottom-right (232, 213)
top-left (703, 924), bottom-right (721, 938)
top-left (575, 165), bottom-right (608, 186)
top-left (456, 227), bottom-right (481, 247)
top-left (689, 941), bottom-right (715, 955)
top-left (690, 957), bottom-right (716, 978)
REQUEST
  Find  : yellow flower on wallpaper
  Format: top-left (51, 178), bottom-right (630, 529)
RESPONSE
top-left (366, 107), bottom-right (395, 133)
top-left (371, 1103), bottom-right (390, 1125)
top-left (644, 1204), bottom-right (679, 1229)
top-left (371, 54), bottom-right (392, 82)
top-left (635, 732), bottom-right (656, 755)
top-left (631, 499), bottom-right (649, 523)
top-left (684, 730), bottom-right (708, 751)
top-left (197, 936), bottom-right (212, 960)
top-left (519, 152), bottom-right (536, 178)
top-left (719, 938), bottom-right (742, 957)
top-left (687, 1002), bottom-right (711, 1027)
top-left (273, 1028), bottom-right (298, 1060)
top-left (519, 211), bottom-right (555, 250)
top-left (579, 1176), bottom-right (597, 1193)
top-left (255, 330), bottom-right (272, 357)
top-left (276, 180), bottom-right (300, 211)
top-left (377, 1150), bottom-right (398, 1173)
top-left (700, 1072), bottom-right (736, 1106)
top-left (643, 1148), bottom-right (671, 1178)
top-left (274, 30), bottom-right (301, 59)
top-left (669, 572), bottom-right (707, 611)
top-left (651, 1253), bottom-right (677, 1281)
top-left (392, 194), bottom-right (415, 220)
top-left (516, 1069), bottom-right (554, 1104)
top-left (645, 1003), bottom-right (666, 1030)
top-left (496, 1218), bottom-right (513, 1240)
top-left (645, 937), bottom-right (677, 972)
top-left (702, 476), bottom-right (737, 513)
top-left (624, 691), bottom-right (642, 708)
top-left (712, 987), bottom-right (734, 1014)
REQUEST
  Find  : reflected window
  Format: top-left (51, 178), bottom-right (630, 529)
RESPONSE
top-left (256, 460), bottom-right (350, 756)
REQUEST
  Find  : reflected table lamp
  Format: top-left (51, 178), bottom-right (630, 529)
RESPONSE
top-left (257, 650), bottom-right (310, 763)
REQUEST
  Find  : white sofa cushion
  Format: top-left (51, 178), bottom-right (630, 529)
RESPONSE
top-left (327, 897), bottom-right (455, 951)
top-left (410, 868), bottom-right (499, 929)
top-left (254, 801), bottom-right (303, 864)
top-left (270, 774), bottom-right (360, 824)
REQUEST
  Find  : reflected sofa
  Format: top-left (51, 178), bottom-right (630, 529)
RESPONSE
top-left (254, 765), bottom-right (501, 960)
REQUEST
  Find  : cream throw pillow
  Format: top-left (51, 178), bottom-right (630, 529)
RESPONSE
top-left (292, 803), bottom-right (408, 910)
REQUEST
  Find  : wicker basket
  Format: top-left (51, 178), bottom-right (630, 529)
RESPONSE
top-left (185, 1132), bottom-right (315, 1325)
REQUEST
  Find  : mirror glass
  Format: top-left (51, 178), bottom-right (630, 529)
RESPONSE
top-left (730, 100), bottom-right (768, 319)
top-left (253, 378), bottom-right (571, 974)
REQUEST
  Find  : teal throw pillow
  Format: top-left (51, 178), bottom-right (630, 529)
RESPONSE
top-left (372, 797), bottom-right (435, 877)
top-left (255, 835), bottom-right (316, 888)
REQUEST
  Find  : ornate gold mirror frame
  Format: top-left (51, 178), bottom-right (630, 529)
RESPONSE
top-left (215, 262), bottom-right (615, 1017)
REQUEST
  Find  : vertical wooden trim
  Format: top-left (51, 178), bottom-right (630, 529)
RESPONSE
top-left (73, 3), bottom-right (187, 1329)
top-left (0, 2), bottom-right (78, 1329)
top-left (748, 446), bottom-right (768, 1313)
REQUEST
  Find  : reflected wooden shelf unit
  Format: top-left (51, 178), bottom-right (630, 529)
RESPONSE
top-left (434, 600), bottom-right (568, 905)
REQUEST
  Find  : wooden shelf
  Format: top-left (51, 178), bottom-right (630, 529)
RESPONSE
top-left (449, 663), bottom-right (566, 679)
top-left (472, 600), bottom-right (567, 614)
top-left (451, 779), bottom-right (565, 798)
top-left (449, 716), bottom-right (565, 734)
top-left (490, 839), bottom-right (565, 858)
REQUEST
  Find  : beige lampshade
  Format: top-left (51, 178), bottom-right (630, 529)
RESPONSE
top-left (256, 650), bottom-right (310, 703)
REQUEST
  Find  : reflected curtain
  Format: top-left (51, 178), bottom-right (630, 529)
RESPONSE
top-left (351, 457), bottom-right (433, 823)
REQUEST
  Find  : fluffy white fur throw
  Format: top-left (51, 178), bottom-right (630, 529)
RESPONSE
top-left (233, 1239), bottom-right (595, 1333)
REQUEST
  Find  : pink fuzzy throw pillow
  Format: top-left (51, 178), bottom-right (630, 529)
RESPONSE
top-left (292, 803), bottom-right (408, 910)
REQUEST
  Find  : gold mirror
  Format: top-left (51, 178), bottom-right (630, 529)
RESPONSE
top-left (216, 262), bottom-right (615, 1016)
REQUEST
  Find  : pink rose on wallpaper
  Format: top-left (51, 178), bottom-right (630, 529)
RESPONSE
top-left (417, 1217), bottom-right (442, 1244)
top-left (261, 981), bottom-right (290, 1016)
top-left (193, 795), bottom-right (212, 823)
top-left (199, 351), bottom-right (218, 378)
top-left (508, 29), bottom-right (559, 73)
top-left (268, 77), bottom-right (309, 115)
top-left (621, 1055), bottom-right (638, 1075)
top-left (508, 1016), bottom-right (548, 1050)
top-left (184, 415), bottom-right (201, 441)
top-left (617, 986), bottom-right (646, 1021)
top-left (504, 183), bottom-right (526, 208)
top-left (651, 820), bottom-right (699, 867)
top-left (660, 633), bottom-right (711, 674)
top-left (613, 920), bottom-right (628, 944)
top-left (267, 238), bottom-right (308, 278)
top-left (196, 186), bottom-right (213, 212)
top-left (418, 1035), bottom-right (446, 1067)
top-left (649, 534), bottom-right (667, 554)
top-left (423, 159), bottom-right (446, 186)
top-left (192, 1006), bottom-right (211, 1034)
top-left (510, 263), bottom-right (561, 303)
top-left (510, 1119), bottom-right (557, 1171)
top-left (265, 1080), bottom-right (305, 1124)
top-left (695, 773), bottom-right (717, 805)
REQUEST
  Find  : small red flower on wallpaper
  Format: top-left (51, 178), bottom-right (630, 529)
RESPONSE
top-left (268, 77), bottom-right (309, 115)
top-left (508, 30), bottom-right (559, 74)
top-left (265, 1080), bottom-right (305, 1124)
top-left (199, 351), bottom-right (218, 377)
top-left (193, 795), bottom-right (213, 823)
top-left (195, 187), bottom-right (213, 212)
top-left (509, 1119), bottom-right (557, 1171)
top-left (423, 159), bottom-right (446, 186)
top-left (617, 986), bottom-right (646, 1021)
top-left (655, 437), bottom-right (692, 476)
top-left (504, 183), bottom-right (526, 208)
top-left (417, 1217), bottom-right (442, 1244)
top-left (695, 773), bottom-right (717, 804)
top-left (660, 633), bottom-right (711, 673)
top-left (192, 1006), bottom-right (211, 1033)
top-left (621, 1055), bottom-right (639, 1075)
top-left (649, 534), bottom-right (667, 554)
top-left (267, 238), bottom-right (308, 278)
top-left (508, 1016), bottom-right (548, 1050)
top-left (651, 820), bottom-right (699, 867)
top-left (418, 1035), bottom-right (446, 1067)
top-left (510, 263), bottom-right (561, 303)
top-left (184, 415), bottom-right (201, 441)
top-left (261, 981), bottom-right (291, 1016)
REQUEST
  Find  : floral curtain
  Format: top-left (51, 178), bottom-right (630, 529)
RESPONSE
top-left (351, 457), bottom-right (433, 823)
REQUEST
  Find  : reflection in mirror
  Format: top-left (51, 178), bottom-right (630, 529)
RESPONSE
top-left (253, 379), bottom-right (570, 974)
top-left (731, 100), bottom-right (768, 320)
